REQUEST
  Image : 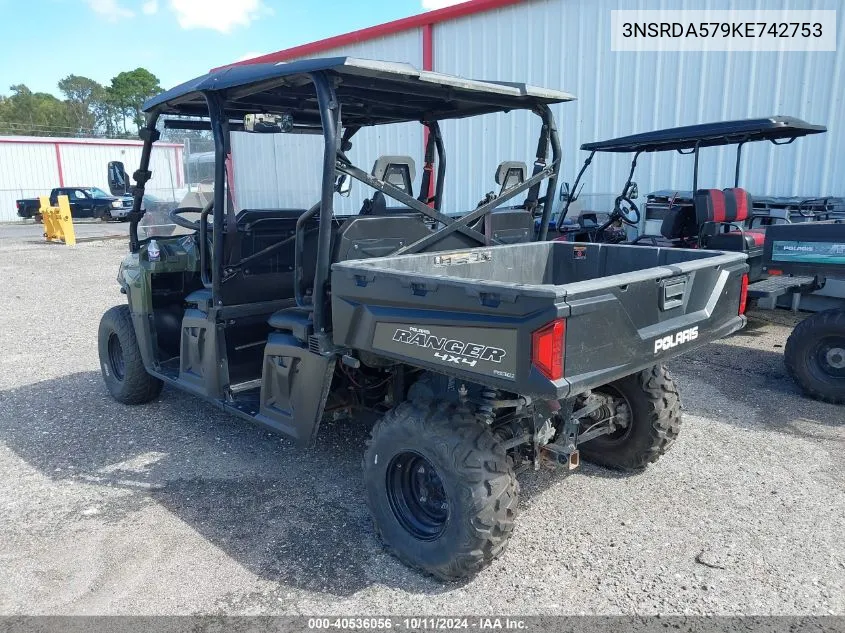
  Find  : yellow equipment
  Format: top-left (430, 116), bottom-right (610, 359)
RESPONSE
top-left (39, 195), bottom-right (76, 246)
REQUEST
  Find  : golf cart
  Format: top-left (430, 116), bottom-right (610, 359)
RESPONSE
top-left (748, 221), bottom-right (845, 404)
top-left (556, 117), bottom-right (827, 281)
top-left (98, 58), bottom-right (748, 579)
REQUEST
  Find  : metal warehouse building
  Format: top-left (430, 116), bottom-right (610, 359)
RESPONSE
top-left (223, 0), bottom-right (844, 217)
top-left (0, 137), bottom-right (183, 222)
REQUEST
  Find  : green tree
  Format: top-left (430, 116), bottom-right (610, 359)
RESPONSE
top-left (109, 68), bottom-right (162, 132)
top-left (0, 84), bottom-right (73, 136)
top-left (57, 74), bottom-right (103, 133)
top-left (0, 67), bottom-right (163, 138)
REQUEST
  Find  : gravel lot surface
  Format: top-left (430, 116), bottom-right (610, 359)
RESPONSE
top-left (0, 233), bottom-right (842, 616)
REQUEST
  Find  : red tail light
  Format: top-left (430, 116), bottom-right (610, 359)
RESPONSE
top-left (739, 273), bottom-right (749, 315)
top-left (532, 319), bottom-right (565, 380)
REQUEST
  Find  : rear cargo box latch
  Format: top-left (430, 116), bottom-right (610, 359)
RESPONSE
top-left (660, 277), bottom-right (687, 311)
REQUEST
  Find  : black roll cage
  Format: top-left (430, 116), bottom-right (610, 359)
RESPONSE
top-left (128, 71), bottom-right (561, 339)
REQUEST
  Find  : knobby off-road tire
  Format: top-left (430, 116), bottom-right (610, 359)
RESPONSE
top-left (363, 400), bottom-right (518, 580)
top-left (784, 309), bottom-right (845, 405)
top-left (98, 305), bottom-right (163, 405)
top-left (579, 364), bottom-right (682, 471)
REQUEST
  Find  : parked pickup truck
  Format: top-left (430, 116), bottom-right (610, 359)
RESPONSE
top-left (16, 186), bottom-right (132, 221)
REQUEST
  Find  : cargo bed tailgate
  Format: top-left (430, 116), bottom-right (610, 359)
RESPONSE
top-left (331, 242), bottom-right (748, 399)
top-left (560, 253), bottom-right (748, 394)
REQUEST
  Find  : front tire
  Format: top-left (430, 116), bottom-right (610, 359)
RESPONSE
top-left (579, 364), bottom-right (681, 471)
top-left (784, 309), bottom-right (845, 404)
top-left (98, 305), bottom-right (163, 404)
top-left (363, 400), bottom-right (518, 580)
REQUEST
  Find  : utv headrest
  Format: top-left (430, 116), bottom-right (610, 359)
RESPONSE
top-left (372, 156), bottom-right (416, 196)
top-left (495, 161), bottom-right (528, 194)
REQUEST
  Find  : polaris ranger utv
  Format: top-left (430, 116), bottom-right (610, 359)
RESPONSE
top-left (98, 58), bottom-right (749, 579)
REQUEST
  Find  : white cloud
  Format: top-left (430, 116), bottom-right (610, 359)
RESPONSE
top-left (169, 0), bottom-right (271, 33)
top-left (87, 0), bottom-right (134, 20)
top-left (236, 51), bottom-right (264, 62)
top-left (141, 0), bottom-right (158, 14)
top-left (421, 0), bottom-right (468, 9)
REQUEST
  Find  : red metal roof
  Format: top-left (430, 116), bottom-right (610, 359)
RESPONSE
top-left (212, 0), bottom-right (524, 71)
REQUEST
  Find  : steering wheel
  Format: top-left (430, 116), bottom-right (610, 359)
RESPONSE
top-left (797, 198), bottom-right (822, 218)
top-left (612, 195), bottom-right (640, 226)
top-left (169, 206), bottom-right (204, 230)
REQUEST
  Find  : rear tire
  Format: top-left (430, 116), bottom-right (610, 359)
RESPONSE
top-left (98, 305), bottom-right (163, 405)
top-left (784, 309), bottom-right (845, 404)
top-left (579, 364), bottom-right (681, 471)
top-left (363, 400), bottom-right (518, 580)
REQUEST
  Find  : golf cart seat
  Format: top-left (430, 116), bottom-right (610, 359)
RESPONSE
top-left (658, 202), bottom-right (698, 245)
top-left (706, 227), bottom-right (766, 251)
top-left (696, 187), bottom-right (765, 279)
top-left (705, 188), bottom-right (765, 250)
top-left (694, 188), bottom-right (753, 232)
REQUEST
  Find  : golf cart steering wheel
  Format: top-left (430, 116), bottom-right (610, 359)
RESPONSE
top-left (612, 195), bottom-right (640, 226)
top-left (797, 198), bottom-right (820, 218)
top-left (169, 206), bottom-right (205, 230)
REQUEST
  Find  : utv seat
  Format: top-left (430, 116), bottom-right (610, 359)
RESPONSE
top-left (471, 161), bottom-right (533, 244)
top-left (267, 306), bottom-right (313, 340)
top-left (360, 157), bottom-right (420, 216)
top-left (477, 209), bottom-right (534, 244)
top-left (185, 288), bottom-right (213, 313)
top-left (185, 207), bottom-right (341, 311)
top-left (495, 161), bottom-right (528, 195)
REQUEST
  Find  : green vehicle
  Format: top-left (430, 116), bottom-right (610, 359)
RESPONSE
top-left (98, 58), bottom-right (748, 579)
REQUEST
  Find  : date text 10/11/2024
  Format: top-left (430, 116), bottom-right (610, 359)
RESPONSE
top-left (307, 617), bottom-right (527, 630)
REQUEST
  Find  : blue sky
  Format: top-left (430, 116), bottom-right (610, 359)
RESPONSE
top-left (0, 0), bottom-right (461, 97)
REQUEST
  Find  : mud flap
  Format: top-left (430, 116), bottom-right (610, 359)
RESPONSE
top-left (257, 332), bottom-right (335, 446)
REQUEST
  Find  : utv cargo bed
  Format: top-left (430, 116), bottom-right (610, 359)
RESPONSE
top-left (332, 241), bottom-right (748, 398)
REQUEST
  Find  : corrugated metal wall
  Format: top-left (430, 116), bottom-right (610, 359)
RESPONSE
top-left (233, 0), bottom-right (843, 219)
top-left (434, 0), bottom-right (845, 214)
top-left (0, 139), bottom-right (183, 221)
top-left (0, 142), bottom-right (59, 220)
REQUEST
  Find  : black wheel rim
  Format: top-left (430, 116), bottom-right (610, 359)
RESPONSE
top-left (813, 335), bottom-right (845, 379)
top-left (107, 333), bottom-right (125, 381)
top-left (386, 451), bottom-right (449, 541)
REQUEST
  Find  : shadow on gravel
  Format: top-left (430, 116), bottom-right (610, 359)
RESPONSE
top-left (0, 371), bottom-right (460, 597)
top-left (674, 339), bottom-right (843, 440)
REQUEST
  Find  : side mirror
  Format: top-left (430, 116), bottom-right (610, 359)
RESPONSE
top-left (336, 173), bottom-right (352, 197)
top-left (107, 160), bottom-right (128, 195)
top-left (559, 182), bottom-right (571, 201)
top-left (627, 181), bottom-right (639, 200)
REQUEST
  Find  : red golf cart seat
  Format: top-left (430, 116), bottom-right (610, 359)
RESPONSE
top-left (697, 187), bottom-right (765, 280)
